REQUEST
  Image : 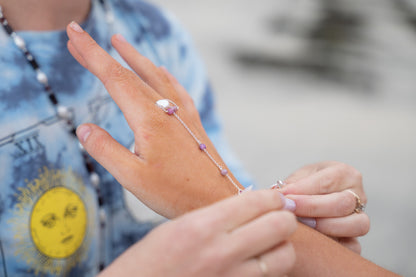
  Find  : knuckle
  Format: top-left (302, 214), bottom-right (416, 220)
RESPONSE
top-left (277, 242), bottom-right (297, 274)
top-left (318, 176), bottom-right (334, 194)
top-left (87, 129), bottom-right (110, 154)
top-left (182, 215), bottom-right (211, 240)
top-left (270, 211), bottom-right (297, 235)
top-left (104, 64), bottom-right (135, 87)
top-left (304, 201), bottom-right (320, 217)
top-left (338, 193), bottom-right (357, 215)
top-left (349, 167), bottom-right (363, 186)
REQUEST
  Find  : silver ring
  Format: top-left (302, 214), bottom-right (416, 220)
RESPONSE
top-left (346, 189), bottom-right (366, 213)
top-left (256, 256), bottom-right (268, 277)
top-left (270, 179), bottom-right (286, 190)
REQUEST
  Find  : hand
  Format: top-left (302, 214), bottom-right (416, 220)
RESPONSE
top-left (99, 190), bottom-right (297, 277)
top-left (66, 22), bottom-right (244, 218)
top-left (279, 161), bottom-right (370, 254)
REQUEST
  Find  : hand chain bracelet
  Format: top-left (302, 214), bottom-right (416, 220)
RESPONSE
top-left (156, 99), bottom-right (253, 195)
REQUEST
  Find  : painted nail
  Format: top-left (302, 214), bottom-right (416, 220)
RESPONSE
top-left (69, 21), bottom-right (84, 33)
top-left (279, 192), bottom-right (296, 212)
top-left (114, 33), bottom-right (127, 43)
top-left (298, 217), bottom-right (317, 229)
top-left (77, 125), bottom-right (91, 143)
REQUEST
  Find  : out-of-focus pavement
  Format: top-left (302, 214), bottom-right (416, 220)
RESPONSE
top-left (147, 0), bottom-right (416, 275)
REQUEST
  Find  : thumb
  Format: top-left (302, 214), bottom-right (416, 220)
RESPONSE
top-left (76, 123), bottom-right (144, 192)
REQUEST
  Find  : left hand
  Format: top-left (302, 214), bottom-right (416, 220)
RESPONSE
top-left (278, 161), bottom-right (370, 254)
top-left (66, 22), bottom-right (244, 219)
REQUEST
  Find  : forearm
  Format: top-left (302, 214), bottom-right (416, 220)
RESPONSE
top-left (289, 224), bottom-right (399, 277)
top-left (184, 186), bottom-right (399, 276)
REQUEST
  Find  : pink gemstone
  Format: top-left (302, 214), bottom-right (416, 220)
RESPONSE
top-left (167, 107), bottom-right (175, 115)
top-left (199, 143), bottom-right (207, 150)
top-left (220, 169), bottom-right (228, 176)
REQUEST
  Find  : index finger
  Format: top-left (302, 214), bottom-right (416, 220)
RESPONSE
top-left (281, 164), bottom-right (363, 196)
top-left (191, 190), bottom-right (290, 231)
top-left (66, 21), bottom-right (159, 131)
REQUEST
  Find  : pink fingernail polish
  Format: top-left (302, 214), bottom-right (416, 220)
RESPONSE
top-left (298, 217), bottom-right (317, 229)
top-left (77, 125), bottom-right (91, 143)
top-left (69, 21), bottom-right (84, 33)
top-left (279, 192), bottom-right (296, 212)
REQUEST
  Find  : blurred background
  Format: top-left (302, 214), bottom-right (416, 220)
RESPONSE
top-left (146, 0), bottom-right (416, 275)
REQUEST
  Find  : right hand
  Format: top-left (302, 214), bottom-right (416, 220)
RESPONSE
top-left (99, 190), bottom-right (297, 277)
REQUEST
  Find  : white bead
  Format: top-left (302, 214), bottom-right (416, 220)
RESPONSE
top-left (106, 13), bottom-right (115, 24)
top-left (99, 209), bottom-right (107, 223)
top-left (78, 142), bottom-right (85, 152)
top-left (36, 71), bottom-right (48, 85)
top-left (156, 99), bottom-right (170, 109)
top-left (90, 172), bottom-right (100, 188)
top-left (13, 35), bottom-right (26, 49)
top-left (57, 105), bottom-right (72, 119)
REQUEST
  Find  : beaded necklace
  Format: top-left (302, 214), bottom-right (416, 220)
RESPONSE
top-left (0, 0), bottom-right (113, 271)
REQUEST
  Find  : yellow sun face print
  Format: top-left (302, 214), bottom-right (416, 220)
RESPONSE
top-left (30, 187), bottom-right (87, 259)
top-left (8, 167), bottom-right (95, 275)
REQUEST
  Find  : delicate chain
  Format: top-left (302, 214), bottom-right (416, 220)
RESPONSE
top-left (156, 99), bottom-right (252, 194)
top-left (0, 1), bottom-right (114, 271)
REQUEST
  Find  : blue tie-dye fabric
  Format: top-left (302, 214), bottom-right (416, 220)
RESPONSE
top-left (0, 0), bottom-right (252, 276)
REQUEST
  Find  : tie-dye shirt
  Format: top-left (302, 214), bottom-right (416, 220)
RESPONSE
top-left (0, 0), bottom-right (251, 276)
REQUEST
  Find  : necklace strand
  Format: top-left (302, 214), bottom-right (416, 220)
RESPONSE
top-left (0, 1), bottom-right (114, 271)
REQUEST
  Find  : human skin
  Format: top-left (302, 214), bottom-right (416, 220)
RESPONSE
top-left (66, 23), bottom-right (400, 276)
top-left (99, 190), bottom-right (297, 277)
top-left (281, 161), bottom-right (370, 253)
top-left (1, 0), bottom-right (370, 252)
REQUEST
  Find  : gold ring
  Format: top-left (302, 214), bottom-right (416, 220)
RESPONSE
top-left (346, 189), bottom-right (366, 213)
top-left (256, 256), bottom-right (268, 277)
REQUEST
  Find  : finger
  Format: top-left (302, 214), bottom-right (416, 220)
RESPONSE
top-left (159, 66), bottom-right (201, 121)
top-left (284, 161), bottom-right (337, 183)
top-left (229, 211), bottom-right (297, 260)
top-left (111, 34), bottom-right (176, 100)
top-left (76, 124), bottom-right (144, 193)
top-left (315, 213), bottom-right (370, 237)
top-left (337, 237), bottom-right (362, 254)
top-left (192, 190), bottom-right (290, 232)
top-left (229, 242), bottom-right (295, 277)
top-left (281, 163), bottom-right (364, 196)
top-left (66, 22), bottom-right (159, 133)
top-left (67, 40), bottom-right (87, 68)
top-left (286, 190), bottom-right (358, 217)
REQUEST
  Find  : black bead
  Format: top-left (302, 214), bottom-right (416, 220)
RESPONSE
top-left (98, 196), bottom-right (104, 206)
top-left (28, 58), bottom-right (39, 69)
top-left (85, 160), bottom-right (94, 173)
top-left (48, 93), bottom-right (58, 105)
top-left (3, 24), bottom-right (13, 35)
top-left (70, 127), bottom-right (77, 137)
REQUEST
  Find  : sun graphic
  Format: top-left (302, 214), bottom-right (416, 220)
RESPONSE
top-left (8, 167), bottom-right (96, 275)
top-left (30, 186), bottom-right (87, 259)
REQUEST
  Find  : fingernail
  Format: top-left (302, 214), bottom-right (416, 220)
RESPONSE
top-left (279, 192), bottom-right (296, 212)
top-left (114, 33), bottom-right (127, 43)
top-left (69, 21), bottom-right (84, 33)
top-left (298, 217), bottom-right (317, 229)
top-left (77, 125), bottom-right (91, 143)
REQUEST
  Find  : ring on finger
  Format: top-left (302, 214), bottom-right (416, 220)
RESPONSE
top-left (256, 256), bottom-right (268, 277)
top-left (270, 180), bottom-right (286, 190)
top-left (346, 189), bottom-right (366, 213)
